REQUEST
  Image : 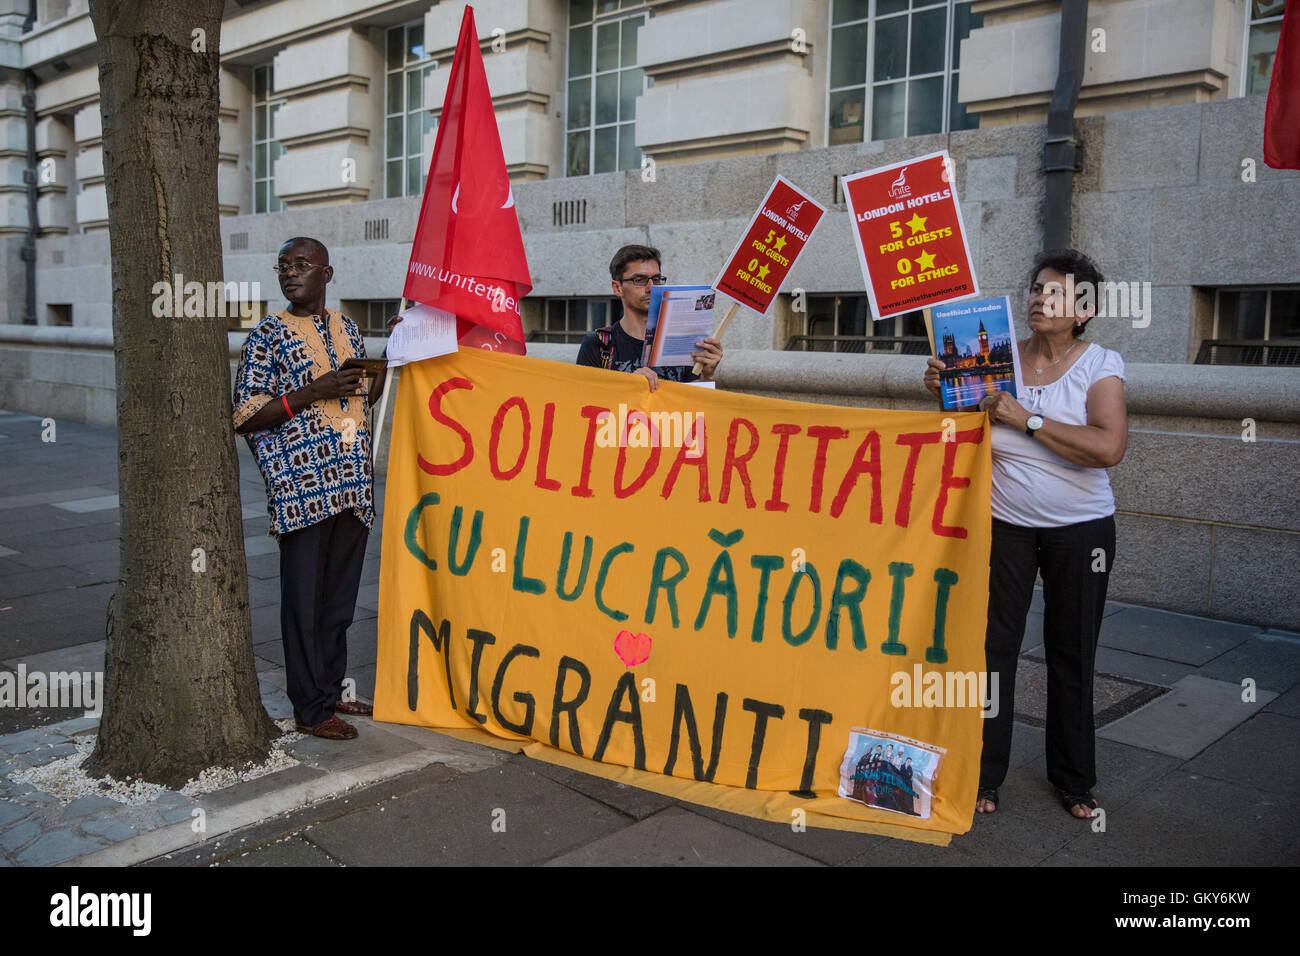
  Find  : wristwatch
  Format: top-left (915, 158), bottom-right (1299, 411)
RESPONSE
top-left (1025, 415), bottom-right (1044, 438)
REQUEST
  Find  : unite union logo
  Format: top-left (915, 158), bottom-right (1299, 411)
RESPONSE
top-left (888, 169), bottom-right (911, 199)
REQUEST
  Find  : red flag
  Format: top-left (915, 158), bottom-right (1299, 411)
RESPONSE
top-left (404, 6), bottom-right (532, 351)
top-left (1265, 2), bottom-right (1300, 169)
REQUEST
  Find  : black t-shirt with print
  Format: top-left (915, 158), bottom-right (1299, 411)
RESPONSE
top-left (576, 321), bottom-right (700, 383)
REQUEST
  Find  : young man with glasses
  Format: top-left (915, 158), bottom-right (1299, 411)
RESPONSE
top-left (232, 237), bottom-right (387, 741)
top-left (576, 243), bottom-right (723, 391)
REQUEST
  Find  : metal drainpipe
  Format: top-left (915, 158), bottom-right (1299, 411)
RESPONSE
top-left (1042, 0), bottom-right (1089, 252)
top-left (21, 2), bottom-right (38, 325)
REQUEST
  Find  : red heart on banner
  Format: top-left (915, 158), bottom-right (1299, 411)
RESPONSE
top-left (613, 630), bottom-right (652, 668)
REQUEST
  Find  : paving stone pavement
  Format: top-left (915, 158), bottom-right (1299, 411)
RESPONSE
top-left (0, 411), bottom-right (1297, 867)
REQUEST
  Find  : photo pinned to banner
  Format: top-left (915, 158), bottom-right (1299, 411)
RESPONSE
top-left (838, 728), bottom-right (947, 819)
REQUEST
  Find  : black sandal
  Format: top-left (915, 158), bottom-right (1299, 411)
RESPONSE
top-left (976, 787), bottom-right (999, 813)
top-left (1056, 788), bottom-right (1099, 818)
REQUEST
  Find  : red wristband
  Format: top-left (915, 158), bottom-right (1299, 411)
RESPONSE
top-left (281, 395), bottom-right (293, 419)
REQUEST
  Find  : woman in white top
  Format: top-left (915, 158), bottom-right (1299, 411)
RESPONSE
top-left (924, 249), bottom-right (1129, 821)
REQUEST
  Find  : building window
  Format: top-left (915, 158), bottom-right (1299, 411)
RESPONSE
top-left (566, 0), bottom-right (648, 176)
top-left (229, 302), bottom-right (268, 333)
top-left (1198, 287), bottom-right (1300, 365)
top-left (530, 297), bottom-right (623, 342)
top-left (828, 0), bottom-right (981, 146)
top-left (1245, 1), bottom-right (1288, 95)
top-left (366, 299), bottom-right (402, 337)
top-left (786, 294), bottom-right (930, 353)
top-left (340, 299), bottom-right (401, 336)
top-left (253, 64), bottom-right (285, 213)
top-left (386, 21), bottom-right (438, 198)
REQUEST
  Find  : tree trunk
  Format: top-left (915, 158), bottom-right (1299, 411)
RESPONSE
top-left (85, 0), bottom-right (276, 788)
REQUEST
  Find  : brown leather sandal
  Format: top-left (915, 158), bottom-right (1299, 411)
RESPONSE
top-left (295, 715), bottom-right (358, 740)
top-left (334, 699), bottom-right (373, 717)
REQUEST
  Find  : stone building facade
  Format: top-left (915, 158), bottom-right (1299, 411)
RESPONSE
top-left (1, 0), bottom-right (1295, 359)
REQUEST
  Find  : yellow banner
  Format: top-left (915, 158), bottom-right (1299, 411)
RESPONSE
top-left (375, 348), bottom-right (991, 839)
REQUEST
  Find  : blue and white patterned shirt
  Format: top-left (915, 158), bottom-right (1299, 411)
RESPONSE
top-left (233, 309), bottom-right (375, 539)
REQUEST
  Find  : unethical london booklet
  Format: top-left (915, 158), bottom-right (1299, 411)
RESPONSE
top-left (924, 295), bottom-right (1025, 412)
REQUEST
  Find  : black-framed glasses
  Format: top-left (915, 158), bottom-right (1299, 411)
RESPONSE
top-left (617, 274), bottom-right (667, 288)
top-left (273, 260), bottom-right (323, 276)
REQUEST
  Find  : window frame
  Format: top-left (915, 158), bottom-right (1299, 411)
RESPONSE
top-left (796, 294), bottom-right (929, 353)
top-left (532, 296), bottom-right (624, 342)
top-left (1212, 286), bottom-right (1299, 341)
top-left (365, 299), bottom-right (403, 338)
top-left (1242, 0), bottom-right (1288, 97)
top-left (252, 63), bottom-right (286, 214)
top-left (384, 20), bottom-right (439, 199)
top-left (565, 0), bottom-right (650, 177)
top-left (1202, 284), bottom-right (1300, 365)
top-left (826, 0), bottom-right (979, 146)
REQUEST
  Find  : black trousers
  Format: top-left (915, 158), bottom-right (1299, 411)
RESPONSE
top-left (278, 511), bottom-right (368, 726)
top-left (980, 514), bottom-right (1116, 795)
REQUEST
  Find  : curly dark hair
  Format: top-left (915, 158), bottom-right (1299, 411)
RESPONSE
top-left (1028, 249), bottom-right (1104, 337)
top-left (609, 243), bottom-right (661, 282)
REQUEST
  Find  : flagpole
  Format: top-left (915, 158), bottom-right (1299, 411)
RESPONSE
top-left (691, 301), bottom-right (740, 376)
top-left (371, 298), bottom-right (406, 468)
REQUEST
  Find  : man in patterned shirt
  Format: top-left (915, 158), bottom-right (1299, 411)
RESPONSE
top-left (575, 244), bottom-right (723, 388)
top-left (233, 237), bottom-right (388, 740)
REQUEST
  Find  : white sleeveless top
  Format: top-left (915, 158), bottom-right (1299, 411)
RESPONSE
top-left (990, 343), bottom-right (1126, 528)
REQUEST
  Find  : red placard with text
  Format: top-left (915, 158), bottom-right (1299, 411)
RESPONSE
top-left (714, 176), bottom-right (827, 314)
top-left (843, 151), bottom-right (978, 318)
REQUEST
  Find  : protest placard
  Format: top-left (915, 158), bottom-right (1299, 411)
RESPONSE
top-left (843, 151), bottom-right (977, 318)
top-left (714, 175), bottom-right (827, 315)
top-left (698, 176), bottom-right (827, 374)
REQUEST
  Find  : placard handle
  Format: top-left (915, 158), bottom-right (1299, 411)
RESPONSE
top-left (691, 300), bottom-right (740, 376)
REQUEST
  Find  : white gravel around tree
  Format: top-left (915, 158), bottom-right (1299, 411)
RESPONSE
top-left (7, 719), bottom-right (304, 806)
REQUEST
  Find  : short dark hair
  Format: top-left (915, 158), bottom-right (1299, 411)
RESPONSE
top-left (281, 237), bottom-right (329, 263)
top-left (1028, 248), bottom-right (1104, 337)
top-left (609, 243), bottom-right (661, 281)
